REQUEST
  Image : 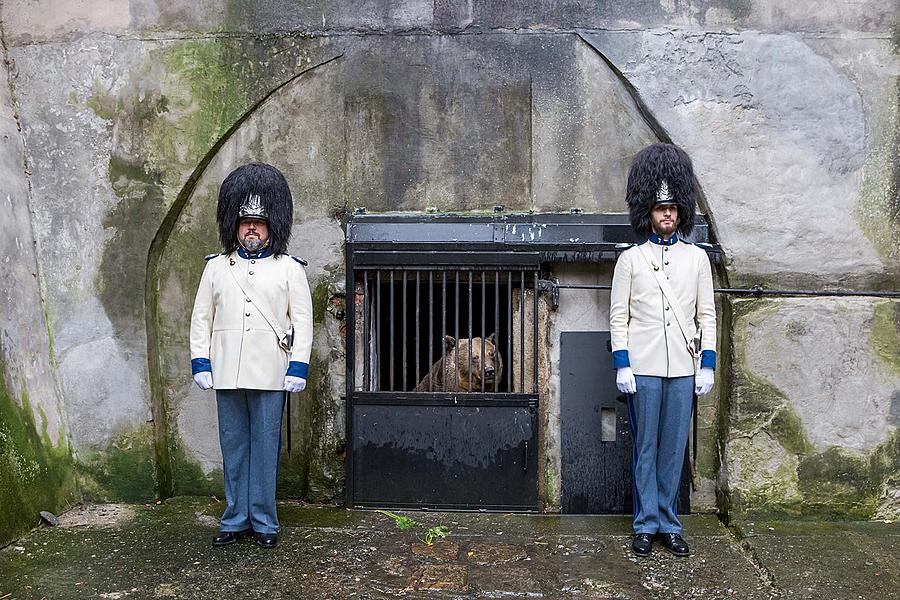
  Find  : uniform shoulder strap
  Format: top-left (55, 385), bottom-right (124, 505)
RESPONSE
top-left (226, 260), bottom-right (292, 352)
top-left (636, 243), bottom-right (697, 358)
top-left (280, 253), bottom-right (308, 266)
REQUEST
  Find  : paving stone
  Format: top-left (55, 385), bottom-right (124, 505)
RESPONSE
top-left (408, 564), bottom-right (468, 592)
top-left (465, 542), bottom-right (528, 565)
top-left (411, 540), bottom-right (460, 561)
top-left (467, 565), bottom-right (543, 597)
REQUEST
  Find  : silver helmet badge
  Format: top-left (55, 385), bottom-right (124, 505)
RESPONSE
top-left (238, 193), bottom-right (268, 220)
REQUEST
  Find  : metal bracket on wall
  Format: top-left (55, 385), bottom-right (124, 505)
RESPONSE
top-left (537, 278), bottom-right (560, 310)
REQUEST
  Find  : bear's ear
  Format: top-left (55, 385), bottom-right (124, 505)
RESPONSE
top-left (487, 332), bottom-right (497, 345)
top-left (444, 335), bottom-right (457, 349)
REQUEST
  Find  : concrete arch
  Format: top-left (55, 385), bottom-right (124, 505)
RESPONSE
top-left (146, 33), bottom-right (721, 501)
top-left (145, 53), bottom-right (344, 497)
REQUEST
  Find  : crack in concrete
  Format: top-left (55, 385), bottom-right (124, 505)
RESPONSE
top-left (726, 523), bottom-right (783, 599)
top-left (728, 405), bottom-right (789, 443)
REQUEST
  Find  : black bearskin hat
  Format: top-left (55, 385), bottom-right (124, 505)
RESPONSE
top-left (217, 163), bottom-right (293, 255)
top-left (625, 143), bottom-right (696, 238)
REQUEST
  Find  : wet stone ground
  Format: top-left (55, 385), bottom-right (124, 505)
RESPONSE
top-left (0, 498), bottom-right (897, 599)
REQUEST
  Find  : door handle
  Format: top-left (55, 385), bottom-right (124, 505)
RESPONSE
top-left (523, 441), bottom-right (528, 473)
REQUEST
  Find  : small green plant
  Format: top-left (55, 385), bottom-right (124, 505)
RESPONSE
top-left (423, 525), bottom-right (449, 546)
top-left (376, 510), bottom-right (450, 545)
top-left (376, 509), bottom-right (419, 530)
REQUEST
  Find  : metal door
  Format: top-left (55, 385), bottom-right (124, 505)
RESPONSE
top-left (346, 257), bottom-right (541, 510)
top-left (560, 331), bottom-right (691, 514)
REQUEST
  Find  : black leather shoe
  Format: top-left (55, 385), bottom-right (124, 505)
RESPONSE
top-left (660, 532), bottom-right (690, 556)
top-left (631, 533), bottom-right (653, 557)
top-left (212, 529), bottom-right (251, 547)
top-left (256, 532), bottom-right (278, 549)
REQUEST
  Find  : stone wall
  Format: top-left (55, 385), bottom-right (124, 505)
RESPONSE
top-left (0, 41), bottom-right (78, 545)
top-left (0, 0), bottom-right (896, 522)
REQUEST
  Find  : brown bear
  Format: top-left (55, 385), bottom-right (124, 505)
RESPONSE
top-left (414, 334), bottom-right (503, 392)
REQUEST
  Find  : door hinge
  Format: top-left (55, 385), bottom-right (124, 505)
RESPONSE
top-left (537, 278), bottom-right (559, 310)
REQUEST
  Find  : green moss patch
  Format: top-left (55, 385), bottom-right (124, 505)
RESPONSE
top-left (854, 82), bottom-right (899, 265)
top-left (870, 301), bottom-right (900, 377)
top-left (797, 447), bottom-right (878, 518)
top-left (77, 427), bottom-right (157, 503)
top-left (0, 370), bottom-right (78, 545)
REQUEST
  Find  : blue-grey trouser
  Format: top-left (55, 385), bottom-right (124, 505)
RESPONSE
top-left (216, 389), bottom-right (285, 534)
top-left (628, 375), bottom-right (694, 535)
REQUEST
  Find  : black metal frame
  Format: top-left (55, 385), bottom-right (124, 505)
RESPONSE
top-left (344, 212), bottom-right (721, 511)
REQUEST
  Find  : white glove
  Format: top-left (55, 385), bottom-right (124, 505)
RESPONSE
top-left (284, 376), bottom-right (307, 393)
top-left (193, 371), bottom-right (213, 390)
top-left (616, 367), bottom-right (637, 395)
top-left (695, 368), bottom-right (715, 395)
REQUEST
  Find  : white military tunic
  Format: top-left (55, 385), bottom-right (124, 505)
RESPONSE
top-left (190, 252), bottom-right (313, 390)
top-left (609, 238), bottom-right (716, 378)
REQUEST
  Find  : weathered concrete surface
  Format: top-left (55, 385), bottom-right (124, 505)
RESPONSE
top-left (8, 30), bottom-right (676, 500)
top-left (726, 298), bottom-right (900, 519)
top-left (738, 519), bottom-right (900, 599)
top-left (0, 0), bottom-right (896, 523)
top-left (584, 29), bottom-right (898, 288)
top-left (0, 34), bottom-right (79, 544)
top-left (2, 500), bottom-right (898, 599)
top-left (3, 0), bottom-right (895, 46)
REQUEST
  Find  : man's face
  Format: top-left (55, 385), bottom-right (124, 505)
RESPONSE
top-left (238, 218), bottom-right (270, 252)
top-left (650, 204), bottom-right (679, 238)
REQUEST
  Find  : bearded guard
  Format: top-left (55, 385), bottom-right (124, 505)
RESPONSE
top-left (189, 162), bottom-right (313, 550)
top-left (609, 143), bottom-right (717, 557)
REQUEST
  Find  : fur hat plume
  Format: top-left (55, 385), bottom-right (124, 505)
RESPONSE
top-left (625, 143), bottom-right (696, 238)
top-left (216, 163), bottom-right (293, 255)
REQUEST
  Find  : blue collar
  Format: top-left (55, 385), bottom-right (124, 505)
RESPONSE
top-left (648, 233), bottom-right (679, 246)
top-left (237, 246), bottom-right (273, 260)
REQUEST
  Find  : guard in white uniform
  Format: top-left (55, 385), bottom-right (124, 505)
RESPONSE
top-left (609, 144), bottom-right (717, 557)
top-left (190, 163), bottom-right (313, 549)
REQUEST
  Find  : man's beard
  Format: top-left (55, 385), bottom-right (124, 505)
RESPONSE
top-left (240, 237), bottom-right (266, 252)
top-left (654, 223), bottom-right (677, 237)
top-left (652, 218), bottom-right (678, 237)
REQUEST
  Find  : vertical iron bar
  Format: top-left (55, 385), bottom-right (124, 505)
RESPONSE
top-left (402, 271), bottom-right (407, 391)
top-left (507, 270), bottom-right (512, 393)
top-left (429, 271), bottom-right (434, 392)
top-left (455, 272), bottom-right (460, 391)
top-left (374, 270), bottom-right (381, 392)
top-left (468, 270), bottom-right (473, 392)
top-left (495, 270), bottom-right (499, 392)
top-left (388, 270), bottom-right (393, 392)
top-left (415, 271), bottom-right (421, 390)
top-left (481, 274), bottom-right (486, 393)
top-left (363, 270), bottom-right (369, 391)
top-left (343, 255), bottom-right (355, 506)
top-left (519, 270), bottom-right (525, 393)
top-left (441, 271), bottom-right (447, 393)
top-left (533, 270), bottom-right (539, 394)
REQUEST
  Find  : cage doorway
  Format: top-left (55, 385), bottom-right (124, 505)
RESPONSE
top-left (347, 254), bottom-right (542, 510)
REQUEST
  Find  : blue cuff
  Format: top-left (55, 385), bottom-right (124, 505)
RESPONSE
top-left (612, 350), bottom-right (630, 369)
top-left (286, 361), bottom-right (309, 379)
top-left (700, 350), bottom-right (716, 370)
top-left (191, 358), bottom-right (211, 375)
